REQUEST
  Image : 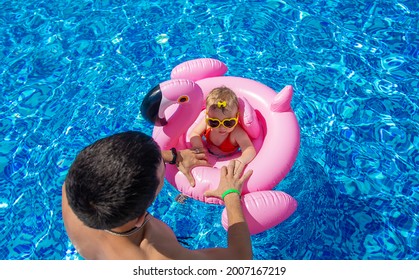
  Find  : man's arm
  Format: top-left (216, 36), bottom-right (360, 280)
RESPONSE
top-left (172, 160), bottom-right (253, 260)
top-left (222, 192), bottom-right (253, 259)
top-left (204, 160), bottom-right (253, 259)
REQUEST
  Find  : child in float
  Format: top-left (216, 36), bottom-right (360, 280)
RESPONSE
top-left (189, 86), bottom-right (256, 173)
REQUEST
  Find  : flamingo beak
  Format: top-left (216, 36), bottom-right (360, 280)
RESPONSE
top-left (140, 85), bottom-right (167, 126)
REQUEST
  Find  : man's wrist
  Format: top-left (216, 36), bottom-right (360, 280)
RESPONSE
top-left (168, 147), bottom-right (177, 164)
top-left (223, 191), bottom-right (241, 204)
top-left (221, 189), bottom-right (240, 201)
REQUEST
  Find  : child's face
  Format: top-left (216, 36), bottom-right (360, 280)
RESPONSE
top-left (206, 108), bottom-right (238, 134)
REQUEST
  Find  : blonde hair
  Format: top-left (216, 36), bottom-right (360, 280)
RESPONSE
top-left (206, 86), bottom-right (239, 115)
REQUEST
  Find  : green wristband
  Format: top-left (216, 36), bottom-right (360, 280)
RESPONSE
top-left (221, 189), bottom-right (240, 200)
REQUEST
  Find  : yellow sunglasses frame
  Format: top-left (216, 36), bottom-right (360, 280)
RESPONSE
top-left (205, 113), bottom-right (239, 129)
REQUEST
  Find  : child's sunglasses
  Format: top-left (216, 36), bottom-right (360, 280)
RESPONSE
top-left (206, 113), bottom-right (239, 128)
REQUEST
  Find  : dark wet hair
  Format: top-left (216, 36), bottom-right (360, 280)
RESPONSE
top-left (65, 131), bottom-right (162, 230)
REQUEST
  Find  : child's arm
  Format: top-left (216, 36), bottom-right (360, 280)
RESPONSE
top-left (233, 128), bottom-right (256, 166)
top-left (189, 118), bottom-right (207, 149)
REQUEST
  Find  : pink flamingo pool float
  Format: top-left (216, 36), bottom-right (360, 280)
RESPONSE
top-left (141, 58), bottom-right (300, 235)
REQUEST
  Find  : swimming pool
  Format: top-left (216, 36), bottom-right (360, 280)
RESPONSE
top-left (0, 0), bottom-right (418, 260)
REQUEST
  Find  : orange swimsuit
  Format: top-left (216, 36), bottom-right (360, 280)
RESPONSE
top-left (204, 128), bottom-right (238, 153)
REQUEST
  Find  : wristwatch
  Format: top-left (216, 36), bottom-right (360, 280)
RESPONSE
top-left (169, 147), bottom-right (177, 164)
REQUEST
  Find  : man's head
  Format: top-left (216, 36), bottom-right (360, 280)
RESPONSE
top-left (65, 131), bottom-right (162, 230)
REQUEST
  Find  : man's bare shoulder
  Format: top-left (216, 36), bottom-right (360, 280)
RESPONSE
top-left (141, 217), bottom-right (188, 260)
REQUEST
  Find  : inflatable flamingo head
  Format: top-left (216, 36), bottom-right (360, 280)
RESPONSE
top-left (141, 84), bottom-right (167, 126)
top-left (141, 79), bottom-right (204, 128)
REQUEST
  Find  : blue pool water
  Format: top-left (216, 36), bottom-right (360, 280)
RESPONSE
top-left (0, 0), bottom-right (418, 260)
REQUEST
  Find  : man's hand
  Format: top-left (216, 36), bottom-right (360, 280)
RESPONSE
top-left (204, 160), bottom-right (253, 199)
top-left (177, 148), bottom-right (210, 187)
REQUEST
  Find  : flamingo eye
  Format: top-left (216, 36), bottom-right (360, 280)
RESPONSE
top-left (177, 95), bottom-right (189, 103)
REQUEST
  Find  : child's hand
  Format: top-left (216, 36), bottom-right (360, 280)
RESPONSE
top-left (233, 158), bottom-right (245, 174)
